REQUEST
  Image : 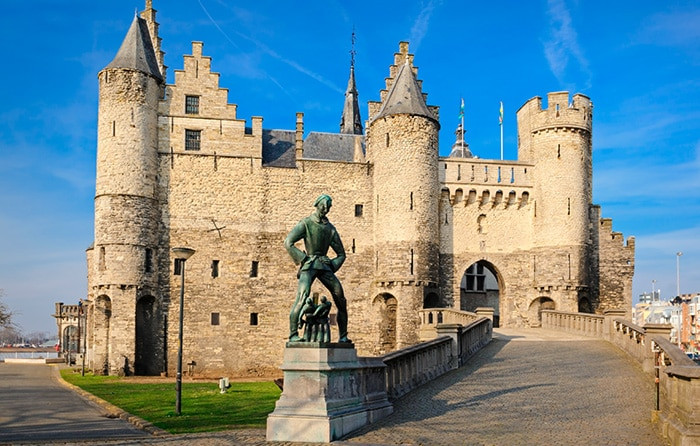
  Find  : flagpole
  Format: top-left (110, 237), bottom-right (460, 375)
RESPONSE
top-left (500, 122), bottom-right (503, 160)
top-left (499, 101), bottom-right (504, 160)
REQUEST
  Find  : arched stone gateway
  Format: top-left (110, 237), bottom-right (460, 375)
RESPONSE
top-left (372, 293), bottom-right (397, 355)
top-left (423, 292), bottom-right (439, 309)
top-left (578, 296), bottom-right (593, 313)
top-left (62, 325), bottom-right (78, 359)
top-left (528, 297), bottom-right (555, 327)
top-left (135, 295), bottom-right (159, 375)
top-left (94, 295), bottom-right (111, 375)
top-left (460, 260), bottom-right (502, 327)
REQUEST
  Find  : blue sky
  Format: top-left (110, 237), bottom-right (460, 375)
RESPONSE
top-left (0, 0), bottom-right (698, 334)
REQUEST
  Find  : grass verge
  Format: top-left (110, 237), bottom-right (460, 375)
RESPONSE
top-left (60, 370), bottom-right (280, 433)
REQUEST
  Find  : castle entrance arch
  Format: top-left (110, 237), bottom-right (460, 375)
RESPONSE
top-left (135, 295), bottom-right (159, 375)
top-left (528, 297), bottom-right (555, 327)
top-left (94, 295), bottom-right (111, 375)
top-left (372, 293), bottom-right (397, 355)
top-left (460, 260), bottom-right (501, 327)
top-left (62, 325), bottom-right (78, 363)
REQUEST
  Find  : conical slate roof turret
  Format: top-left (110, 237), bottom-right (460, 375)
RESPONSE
top-left (373, 61), bottom-right (436, 123)
top-left (340, 65), bottom-right (363, 134)
top-left (449, 123), bottom-right (473, 158)
top-left (105, 14), bottom-right (163, 81)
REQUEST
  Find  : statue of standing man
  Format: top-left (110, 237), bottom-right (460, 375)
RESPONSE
top-left (284, 194), bottom-right (351, 343)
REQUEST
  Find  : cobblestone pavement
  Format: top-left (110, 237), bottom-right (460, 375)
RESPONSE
top-left (32, 328), bottom-right (668, 446)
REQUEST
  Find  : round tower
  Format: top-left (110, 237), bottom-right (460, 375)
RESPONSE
top-left (92, 13), bottom-right (164, 375)
top-left (516, 91), bottom-right (593, 310)
top-left (367, 42), bottom-right (440, 348)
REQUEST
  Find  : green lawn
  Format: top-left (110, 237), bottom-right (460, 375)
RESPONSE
top-left (60, 370), bottom-right (281, 433)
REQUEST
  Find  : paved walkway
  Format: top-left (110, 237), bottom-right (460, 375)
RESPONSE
top-left (0, 362), bottom-right (148, 444)
top-left (0, 329), bottom-right (669, 445)
top-left (343, 328), bottom-right (668, 445)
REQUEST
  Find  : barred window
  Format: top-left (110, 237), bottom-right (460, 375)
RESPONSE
top-left (185, 95), bottom-right (199, 114)
top-left (185, 129), bottom-right (201, 151)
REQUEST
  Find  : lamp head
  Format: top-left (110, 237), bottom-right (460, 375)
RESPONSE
top-left (172, 247), bottom-right (195, 261)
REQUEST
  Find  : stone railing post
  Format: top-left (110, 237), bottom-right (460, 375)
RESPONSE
top-left (602, 309), bottom-right (627, 342)
top-left (436, 324), bottom-right (461, 369)
top-left (475, 307), bottom-right (494, 323)
top-left (642, 324), bottom-right (673, 374)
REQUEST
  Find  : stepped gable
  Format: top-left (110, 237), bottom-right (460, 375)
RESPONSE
top-left (105, 14), bottom-right (163, 81)
top-left (373, 60), bottom-right (436, 122)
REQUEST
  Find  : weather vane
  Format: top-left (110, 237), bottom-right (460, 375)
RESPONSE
top-left (350, 27), bottom-right (356, 68)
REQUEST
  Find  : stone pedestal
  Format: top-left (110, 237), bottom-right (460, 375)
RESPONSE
top-left (266, 343), bottom-right (393, 443)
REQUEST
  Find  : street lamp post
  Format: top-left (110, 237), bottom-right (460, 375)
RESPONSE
top-left (79, 300), bottom-right (86, 376)
top-left (676, 252), bottom-right (683, 298)
top-left (172, 247), bottom-right (195, 416)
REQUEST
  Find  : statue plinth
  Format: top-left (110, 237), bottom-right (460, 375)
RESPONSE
top-left (266, 344), bottom-right (393, 443)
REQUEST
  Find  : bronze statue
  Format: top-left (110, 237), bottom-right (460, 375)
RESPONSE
top-left (284, 194), bottom-right (351, 343)
top-left (299, 296), bottom-right (332, 343)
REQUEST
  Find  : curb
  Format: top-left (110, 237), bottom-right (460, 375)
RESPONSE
top-left (51, 365), bottom-right (170, 437)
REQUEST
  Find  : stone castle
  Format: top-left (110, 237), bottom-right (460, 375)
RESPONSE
top-left (84, 1), bottom-right (634, 376)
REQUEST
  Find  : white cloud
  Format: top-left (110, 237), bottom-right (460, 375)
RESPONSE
top-left (198, 0), bottom-right (342, 95)
top-left (542, 0), bottom-right (591, 88)
top-left (634, 10), bottom-right (700, 48)
top-left (409, 1), bottom-right (440, 54)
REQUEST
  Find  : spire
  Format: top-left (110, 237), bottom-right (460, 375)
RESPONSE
top-left (448, 123), bottom-right (473, 158)
top-left (105, 15), bottom-right (163, 82)
top-left (373, 60), bottom-right (436, 123)
top-left (340, 30), bottom-right (363, 135)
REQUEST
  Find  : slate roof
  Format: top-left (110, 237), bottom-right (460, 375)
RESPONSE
top-left (303, 132), bottom-right (364, 162)
top-left (262, 129), bottom-right (296, 167)
top-left (105, 15), bottom-right (163, 81)
top-left (261, 130), bottom-right (365, 167)
top-left (373, 61), bottom-right (436, 122)
top-left (340, 66), bottom-right (363, 135)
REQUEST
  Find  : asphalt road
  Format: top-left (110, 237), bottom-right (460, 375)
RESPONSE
top-left (0, 362), bottom-right (149, 444)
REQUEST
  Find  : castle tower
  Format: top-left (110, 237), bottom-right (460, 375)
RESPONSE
top-left (516, 92), bottom-right (594, 311)
top-left (367, 42), bottom-right (440, 350)
top-left (92, 10), bottom-right (164, 375)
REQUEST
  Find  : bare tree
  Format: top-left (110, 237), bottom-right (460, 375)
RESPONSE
top-left (0, 289), bottom-right (14, 328)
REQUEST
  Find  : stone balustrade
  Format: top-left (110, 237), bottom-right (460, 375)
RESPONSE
top-left (540, 309), bottom-right (605, 337)
top-left (381, 336), bottom-right (454, 400)
top-left (542, 309), bottom-right (700, 445)
top-left (418, 308), bottom-right (480, 341)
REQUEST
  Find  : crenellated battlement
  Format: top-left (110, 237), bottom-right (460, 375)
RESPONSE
top-left (517, 91), bottom-right (592, 136)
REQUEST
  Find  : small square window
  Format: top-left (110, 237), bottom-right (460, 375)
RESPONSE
top-left (211, 312), bottom-right (220, 326)
top-left (211, 260), bottom-right (219, 278)
top-left (185, 129), bottom-right (201, 151)
top-left (185, 95), bottom-right (199, 114)
top-left (250, 261), bottom-right (259, 278)
top-left (250, 313), bottom-right (259, 326)
top-left (354, 204), bottom-right (363, 217)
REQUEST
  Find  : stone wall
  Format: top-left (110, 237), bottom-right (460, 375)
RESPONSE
top-left (86, 17), bottom-right (636, 377)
